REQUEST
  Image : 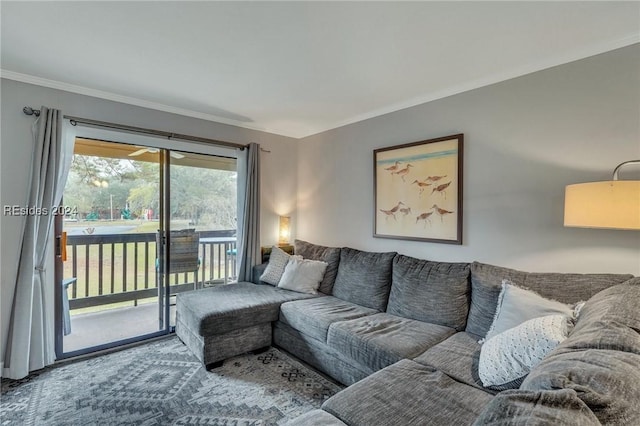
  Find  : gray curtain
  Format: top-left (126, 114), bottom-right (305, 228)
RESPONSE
top-left (236, 143), bottom-right (261, 282)
top-left (4, 107), bottom-right (74, 379)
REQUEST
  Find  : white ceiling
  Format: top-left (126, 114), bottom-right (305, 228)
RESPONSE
top-left (2, 2), bottom-right (639, 139)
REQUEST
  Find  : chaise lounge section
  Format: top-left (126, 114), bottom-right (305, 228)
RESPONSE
top-left (175, 282), bottom-right (319, 368)
top-left (175, 239), bottom-right (639, 424)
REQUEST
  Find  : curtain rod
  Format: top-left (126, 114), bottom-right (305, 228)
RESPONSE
top-left (23, 106), bottom-right (248, 150)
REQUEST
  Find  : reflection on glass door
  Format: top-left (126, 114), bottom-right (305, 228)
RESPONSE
top-left (56, 138), bottom-right (166, 358)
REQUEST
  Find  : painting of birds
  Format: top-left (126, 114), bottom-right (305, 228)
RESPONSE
top-left (374, 135), bottom-right (462, 242)
top-left (431, 181), bottom-right (452, 199)
top-left (431, 204), bottom-right (454, 222)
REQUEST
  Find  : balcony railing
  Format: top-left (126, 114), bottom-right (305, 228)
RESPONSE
top-left (64, 229), bottom-right (236, 311)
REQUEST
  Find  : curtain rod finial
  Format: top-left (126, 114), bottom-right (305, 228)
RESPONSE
top-left (23, 106), bottom-right (40, 117)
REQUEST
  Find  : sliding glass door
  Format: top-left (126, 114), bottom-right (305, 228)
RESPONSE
top-left (55, 134), bottom-right (237, 359)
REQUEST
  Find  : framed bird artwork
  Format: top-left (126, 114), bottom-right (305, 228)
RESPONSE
top-left (373, 134), bottom-right (463, 244)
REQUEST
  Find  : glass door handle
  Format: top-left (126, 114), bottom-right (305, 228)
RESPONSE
top-left (56, 231), bottom-right (67, 261)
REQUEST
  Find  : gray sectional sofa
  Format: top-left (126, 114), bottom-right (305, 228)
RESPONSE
top-left (175, 240), bottom-right (640, 425)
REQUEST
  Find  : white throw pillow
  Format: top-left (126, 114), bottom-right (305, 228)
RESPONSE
top-left (259, 246), bottom-right (293, 285)
top-left (482, 280), bottom-right (578, 343)
top-left (277, 257), bottom-right (328, 294)
top-left (478, 314), bottom-right (572, 390)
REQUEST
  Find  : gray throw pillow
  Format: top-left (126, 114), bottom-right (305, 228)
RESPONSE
top-left (259, 246), bottom-right (292, 285)
top-left (331, 247), bottom-right (396, 311)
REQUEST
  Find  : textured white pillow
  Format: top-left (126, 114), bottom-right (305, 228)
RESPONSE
top-left (260, 246), bottom-right (294, 285)
top-left (277, 257), bottom-right (328, 294)
top-left (483, 280), bottom-right (577, 343)
top-left (479, 314), bottom-right (572, 390)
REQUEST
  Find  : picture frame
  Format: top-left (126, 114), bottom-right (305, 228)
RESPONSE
top-left (373, 134), bottom-right (463, 244)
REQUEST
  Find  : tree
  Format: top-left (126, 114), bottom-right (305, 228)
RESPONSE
top-left (169, 166), bottom-right (236, 229)
top-left (65, 155), bottom-right (145, 219)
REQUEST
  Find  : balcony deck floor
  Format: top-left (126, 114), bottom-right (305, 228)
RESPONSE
top-left (63, 302), bottom-right (176, 354)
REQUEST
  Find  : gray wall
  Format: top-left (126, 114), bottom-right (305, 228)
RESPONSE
top-left (0, 79), bottom-right (298, 366)
top-left (297, 44), bottom-right (640, 275)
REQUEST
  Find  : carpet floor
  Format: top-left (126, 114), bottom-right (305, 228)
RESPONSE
top-left (0, 336), bottom-right (344, 425)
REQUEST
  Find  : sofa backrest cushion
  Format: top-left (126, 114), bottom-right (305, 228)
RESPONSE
top-left (331, 247), bottom-right (396, 311)
top-left (251, 263), bottom-right (269, 285)
top-left (294, 239), bottom-right (341, 295)
top-left (465, 262), bottom-right (633, 337)
top-left (386, 255), bottom-right (470, 330)
top-left (565, 278), bottom-right (640, 354)
top-left (520, 279), bottom-right (640, 424)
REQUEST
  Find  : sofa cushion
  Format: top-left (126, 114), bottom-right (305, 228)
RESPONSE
top-left (565, 278), bottom-right (640, 354)
top-left (322, 359), bottom-right (493, 426)
top-left (274, 322), bottom-right (375, 386)
top-left (387, 255), bottom-right (470, 330)
top-left (294, 239), bottom-right (341, 294)
top-left (521, 349), bottom-right (640, 425)
top-left (327, 313), bottom-right (455, 372)
top-left (465, 262), bottom-right (633, 337)
top-left (331, 248), bottom-right (396, 311)
top-left (414, 331), bottom-right (488, 391)
top-left (279, 296), bottom-right (377, 342)
top-left (176, 282), bottom-right (319, 336)
top-left (473, 389), bottom-right (600, 425)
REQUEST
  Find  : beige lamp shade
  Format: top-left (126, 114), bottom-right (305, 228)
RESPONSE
top-left (564, 181), bottom-right (640, 230)
top-left (278, 216), bottom-right (291, 244)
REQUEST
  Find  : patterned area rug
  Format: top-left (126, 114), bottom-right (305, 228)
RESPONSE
top-left (1, 337), bottom-right (343, 425)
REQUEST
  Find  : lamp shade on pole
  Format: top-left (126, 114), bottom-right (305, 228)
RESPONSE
top-left (564, 181), bottom-right (640, 230)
